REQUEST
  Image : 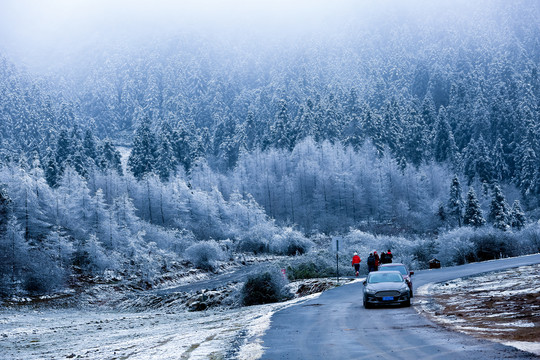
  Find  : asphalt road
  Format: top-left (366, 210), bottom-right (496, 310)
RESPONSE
top-left (260, 254), bottom-right (540, 359)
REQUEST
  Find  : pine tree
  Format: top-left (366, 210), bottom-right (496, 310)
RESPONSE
top-left (462, 138), bottom-right (478, 184)
top-left (83, 129), bottom-right (99, 167)
top-left (433, 107), bottom-right (458, 164)
top-left (172, 121), bottom-right (196, 172)
top-left (244, 110), bottom-right (258, 151)
top-left (156, 134), bottom-right (177, 181)
top-left (475, 136), bottom-right (493, 184)
top-left (99, 139), bottom-right (123, 175)
top-left (68, 141), bottom-right (90, 179)
top-left (488, 184), bottom-right (510, 231)
top-left (510, 200), bottom-right (526, 230)
top-left (362, 109), bottom-right (384, 155)
top-left (403, 106), bottom-right (426, 168)
top-left (127, 119), bottom-right (158, 180)
top-left (463, 187), bottom-right (485, 227)
top-left (55, 129), bottom-right (72, 174)
top-left (271, 99), bottom-right (292, 150)
top-left (492, 137), bottom-right (508, 183)
top-left (516, 131), bottom-right (539, 196)
top-left (447, 175), bottom-right (463, 227)
top-left (0, 184), bottom-right (11, 234)
top-left (44, 148), bottom-right (60, 188)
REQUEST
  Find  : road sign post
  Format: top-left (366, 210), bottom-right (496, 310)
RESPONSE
top-left (335, 237), bottom-right (340, 283)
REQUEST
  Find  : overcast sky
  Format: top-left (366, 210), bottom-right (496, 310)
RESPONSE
top-left (0, 0), bottom-right (359, 51)
top-left (0, 0), bottom-right (502, 71)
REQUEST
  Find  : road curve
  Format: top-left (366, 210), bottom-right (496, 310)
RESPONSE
top-left (260, 254), bottom-right (540, 359)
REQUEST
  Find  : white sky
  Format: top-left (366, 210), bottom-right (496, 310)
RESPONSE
top-left (0, 0), bottom-right (359, 49)
top-left (0, 0), bottom-right (490, 69)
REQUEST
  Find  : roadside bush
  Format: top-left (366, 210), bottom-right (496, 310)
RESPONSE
top-left (236, 236), bottom-right (268, 254)
top-left (236, 223), bottom-right (275, 254)
top-left (242, 268), bottom-right (290, 306)
top-left (437, 228), bottom-right (476, 265)
top-left (184, 240), bottom-right (225, 271)
top-left (286, 260), bottom-right (334, 280)
top-left (470, 229), bottom-right (512, 261)
top-left (23, 251), bottom-right (67, 295)
top-left (516, 223), bottom-right (540, 254)
top-left (270, 228), bottom-right (313, 256)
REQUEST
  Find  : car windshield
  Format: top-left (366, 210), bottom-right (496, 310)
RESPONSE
top-left (382, 265), bottom-right (407, 275)
top-left (367, 272), bottom-right (403, 283)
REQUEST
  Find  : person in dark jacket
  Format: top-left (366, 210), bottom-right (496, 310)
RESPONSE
top-left (352, 252), bottom-right (361, 277)
top-left (386, 249), bottom-right (393, 263)
top-left (380, 251), bottom-right (387, 264)
top-left (367, 253), bottom-right (376, 272)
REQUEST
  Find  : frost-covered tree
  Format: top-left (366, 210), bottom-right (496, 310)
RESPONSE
top-left (463, 187), bottom-right (485, 227)
top-left (433, 108), bottom-right (458, 164)
top-left (44, 148), bottom-right (60, 188)
top-left (488, 184), bottom-right (510, 231)
top-left (128, 119), bottom-right (158, 180)
top-left (98, 139), bottom-right (123, 175)
top-left (510, 200), bottom-right (526, 230)
top-left (271, 99), bottom-right (293, 150)
top-left (156, 133), bottom-right (177, 181)
top-left (0, 216), bottom-right (28, 294)
top-left (447, 175), bottom-right (464, 227)
top-left (55, 129), bottom-right (72, 174)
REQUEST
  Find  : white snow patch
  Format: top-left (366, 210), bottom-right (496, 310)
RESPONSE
top-left (502, 341), bottom-right (540, 356)
top-left (416, 264), bottom-right (540, 356)
top-left (0, 282), bottom-right (337, 360)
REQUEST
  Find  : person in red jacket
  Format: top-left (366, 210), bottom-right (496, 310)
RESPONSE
top-left (373, 250), bottom-right (380, 271)
top-left (352, 252), bottom-right (361, 277)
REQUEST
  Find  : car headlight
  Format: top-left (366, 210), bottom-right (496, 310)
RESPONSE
top-left (365, 287), bottom-right (376, 294)
top-left (400, 285), bottom-right (409, 293)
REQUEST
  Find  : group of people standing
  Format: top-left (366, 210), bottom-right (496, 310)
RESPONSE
top-left (351, 249), bottom-right (393, 276)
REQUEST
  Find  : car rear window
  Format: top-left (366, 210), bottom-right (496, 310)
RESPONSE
top-left (368, 272), bottom-right (403, 283)
top-left (382, 265), bottom-right (407, 275)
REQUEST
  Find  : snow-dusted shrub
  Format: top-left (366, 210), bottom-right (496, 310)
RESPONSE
top-left (241, 267), bottom-right (290, 306)
top-left (436, 228), bottom-right (476, 265)
top-left (517, 222), bottom-right (540, 254)
top-left (436, 227), bottom-right (515, 264)
top-left (184, 240), bottom-right (225, 271)
top-left (23, 250), bottom-right (67, 294)
top-left (236, 236), bottom-right (268, 254)
top-left (73, 234), bottom-right (116, 275)
top-left (409, 238), bottom-right (439, 268)
top-left (468, 228), bottom-right (513, 260)
top-left (269, 228), bottom-right (313, 256)
top-left (236, 222), bottom-right (275, 254)
top-left (141, 225), bottom-right (195, 255)
top-left (285, 254), bottom-right (335, 280)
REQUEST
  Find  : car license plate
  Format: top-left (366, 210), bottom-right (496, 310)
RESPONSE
top-left (382, 296), bottom-right (394, 301)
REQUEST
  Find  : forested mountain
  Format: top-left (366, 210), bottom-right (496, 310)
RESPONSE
top-left (1, 0), bottom-right (540, 296)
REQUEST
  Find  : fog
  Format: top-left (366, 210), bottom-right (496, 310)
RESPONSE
top-left (0, 0), bottom-right (506, 70)
top-left (0, 0), bottom-right (358, 65)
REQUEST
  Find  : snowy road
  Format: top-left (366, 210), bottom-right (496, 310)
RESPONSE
top-left (260, 254), bottom-right (540, 359)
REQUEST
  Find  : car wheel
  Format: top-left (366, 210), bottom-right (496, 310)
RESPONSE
top-left (363, 299), bottom-right (371, 309)
top-left (404, 299), bottom-right (411, 307)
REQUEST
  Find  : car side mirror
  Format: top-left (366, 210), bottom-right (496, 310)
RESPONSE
top-left (363, 280), bottom-right (367, 286)
top-left (409, 271), bottom-right (414, 276)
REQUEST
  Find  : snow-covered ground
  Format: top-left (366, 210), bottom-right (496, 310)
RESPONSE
top-left (0, 292), bottom-right (322, 360)
top-left (416, 264), bottom-right (540, 356)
